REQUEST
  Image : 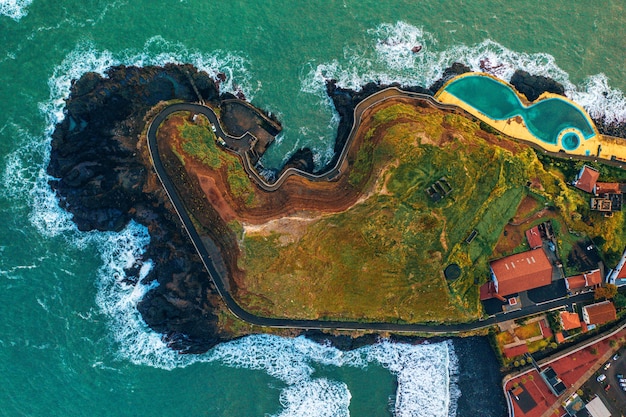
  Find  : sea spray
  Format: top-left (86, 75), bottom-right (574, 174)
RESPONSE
top-left (0, 0), bottom-right (33, 21)
top-left (301, 21), bottom-right (626, 131)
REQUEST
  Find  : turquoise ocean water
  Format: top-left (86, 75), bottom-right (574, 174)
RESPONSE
top-left (1, 1), bottom-right (625, 416)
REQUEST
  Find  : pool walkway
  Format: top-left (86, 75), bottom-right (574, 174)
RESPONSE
top-left (436, 72), bottom-right (626, 165)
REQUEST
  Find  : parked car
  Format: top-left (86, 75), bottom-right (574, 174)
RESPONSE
top-left (605, 384), bottom-right (612, 392)
top-left (598, 374), bottom-right (607, 382)
top-left (613, 353), bottom-right (620, 361)
top-left (604, 363), bottom-right (611, 370)
top-left (618, 374), bottom-right (624, 378)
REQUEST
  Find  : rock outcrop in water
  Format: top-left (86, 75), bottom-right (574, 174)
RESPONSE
top-left (48, 64), bottom-right (227, 353)
top-left (510, 69), bottom-right (566, 101)
top-left (48, 62), bottom-right (623, 354)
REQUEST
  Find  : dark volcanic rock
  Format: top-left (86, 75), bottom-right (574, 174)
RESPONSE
top-left (48, 64), bottom-right (224, 353)
top-left (510, 69), bottom-right (565, 101)
top-left (282, 63), bottom-right (468, 177)
top-left (428, 62), bottom-right (471, 93)
top-left (593, 116), bottom-right (626, 139)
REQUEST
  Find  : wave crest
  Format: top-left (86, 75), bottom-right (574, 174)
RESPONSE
top-left (0, 0), bottom-right (33, 21)
top-left (302, 20), bottom-right (626, 126)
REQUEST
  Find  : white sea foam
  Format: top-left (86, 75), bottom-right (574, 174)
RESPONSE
top-left (0, 36), bottom-right (255, 368)
top-left (302, 21), bottom-right (626, 127)
top-left (0, 0), bottom-right (32, 21)
top-left (275, 379), bottom-right (351, 417)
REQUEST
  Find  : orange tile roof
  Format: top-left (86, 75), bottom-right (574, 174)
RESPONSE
top-left (596, 182), bottom-right (621, 195)
top-left (525, 226), bottom-right (543, 249)
top-left (559, 312), bottom-right (582, 331)
top-left (566, 269), bottom-right (602, 290)
top-left (574, 165), bottom-right (599, 194)
top-left (555, 332), bottom-right (565, 343)
top-left (565, 274), bottom-right (587, 290)
top-left (504, 344), bottom-right (529, 359)
top-left (585, 269), bottom-right (602, 286)
top-left (584, 301), bottom-right (617, 325)
top-left (490, 248), bottom-right (553, 296)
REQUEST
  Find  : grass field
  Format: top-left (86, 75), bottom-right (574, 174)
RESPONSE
top-left (235, 104), bottom-right (552, 323)
top-left (168, 113), bottom-right (257, 207)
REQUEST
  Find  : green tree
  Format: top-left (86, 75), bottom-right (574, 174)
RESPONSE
top-left (614, 293), bottom-right (626, 309)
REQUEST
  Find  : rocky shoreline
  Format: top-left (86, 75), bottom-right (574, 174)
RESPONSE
top-left (47, 63), bottom-right (625, 354)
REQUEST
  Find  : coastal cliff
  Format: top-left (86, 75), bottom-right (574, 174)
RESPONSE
top-left (47, 64), bottom-right (228, 353)
top-left (47, 63), bottom-right (625, 353)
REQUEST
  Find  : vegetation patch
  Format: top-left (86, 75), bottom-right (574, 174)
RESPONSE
top-left (168, 113), bottom-right (257, 208)
top-left (236, 106), bottom-right (557, 323)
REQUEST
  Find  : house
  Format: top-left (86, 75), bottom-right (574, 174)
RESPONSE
top-left (559, 311), bottom-right (582, 331)
top-left (595, 182), bottom-right (621, 194)
top-left (525, 225), bottom-right (543, 249)
top-left (608, 247), bottom-right (626, 285)
top-left (590, 193), bottom-right (623, 213)
top-left (484, 248), bottom-right (553, 299)
top-left (573, 165), bottom-right (600, 194)
top-left (572, 166), bottom-right (623, 213)
top-left (504, 344), bottom-right (529, 359)
top-left (564, 269), bottom-right (602, 293)
top-left (582, 300), bottom-right (617, 326)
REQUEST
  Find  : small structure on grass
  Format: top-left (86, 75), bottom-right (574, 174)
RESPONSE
top-left (425, 176), bottom-right (453, 202)
top-left (444, 263), bottom-right (461, 281)
top-left (572, 165), bottom-right (624, 214)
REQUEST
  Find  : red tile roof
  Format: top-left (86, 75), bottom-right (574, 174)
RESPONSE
top-left (504, 344), bottom-right (529, 359)
top-left (596, 182), bottom-right (621, 195)
top-left (583, 301), bottom-right (617, 325)
top-left (565, 269), bottom-right (602, 291)
top-left (585, 269), bottom-right (603, 286)
top-left (573, 165), bottom-right (600, 194)
top-left (525, 226), bottom-right (543, 249)
top-left (490, 248), bottom-right (553, 296)
top-left (559, 312), bottom-right (582, 331)
top-left (565, 274), bottom-right (587, 291)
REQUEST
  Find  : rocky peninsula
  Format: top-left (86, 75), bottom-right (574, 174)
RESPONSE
top-left (47, 63), bottom-right (626, 353)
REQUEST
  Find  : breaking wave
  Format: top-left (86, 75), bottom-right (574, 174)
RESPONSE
top-left (302, 20), bottom-right (626, 126)
top-left (0, 0), bottom-right (32, 21)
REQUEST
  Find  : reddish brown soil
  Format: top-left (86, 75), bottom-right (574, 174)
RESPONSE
top-left (157, 100), bottom-right (541, 292)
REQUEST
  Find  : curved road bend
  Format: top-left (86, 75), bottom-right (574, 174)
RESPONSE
top-left (146, 90), bottom-right (595, 333)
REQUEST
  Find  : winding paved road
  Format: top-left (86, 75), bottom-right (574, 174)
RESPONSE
top-left (146, 88), bottom-right (596, 334)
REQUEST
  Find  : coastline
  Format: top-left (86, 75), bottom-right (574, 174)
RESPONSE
top-left (47, 62), bottom-right (626, 354)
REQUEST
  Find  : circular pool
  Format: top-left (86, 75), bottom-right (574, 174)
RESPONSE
top-left (561, 132), bottom-right (580, 151)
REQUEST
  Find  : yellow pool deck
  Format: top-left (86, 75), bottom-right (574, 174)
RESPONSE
top-left (434, 73), bottom-right (626, 167)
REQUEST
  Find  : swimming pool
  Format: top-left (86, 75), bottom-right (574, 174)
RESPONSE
top-left (441, 74), bottom-right (596, 149)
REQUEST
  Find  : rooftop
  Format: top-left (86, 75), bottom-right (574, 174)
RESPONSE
top-left (490, 248), bottom-right (553, 296)
top-left (595, 182), bottom-right (621, 195)
top-left (565, 269), bottom-right (602, 291)
top-left (583, 300), bottom-right (616, 325)
top-left (559, 311), bottom-right (582, 331)
top-left (573, 165), bottom-right (600, 194)
top-left (525, 226), bottom-right (543, 249)
top-left (504, 343), bottom-right (529, 359)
